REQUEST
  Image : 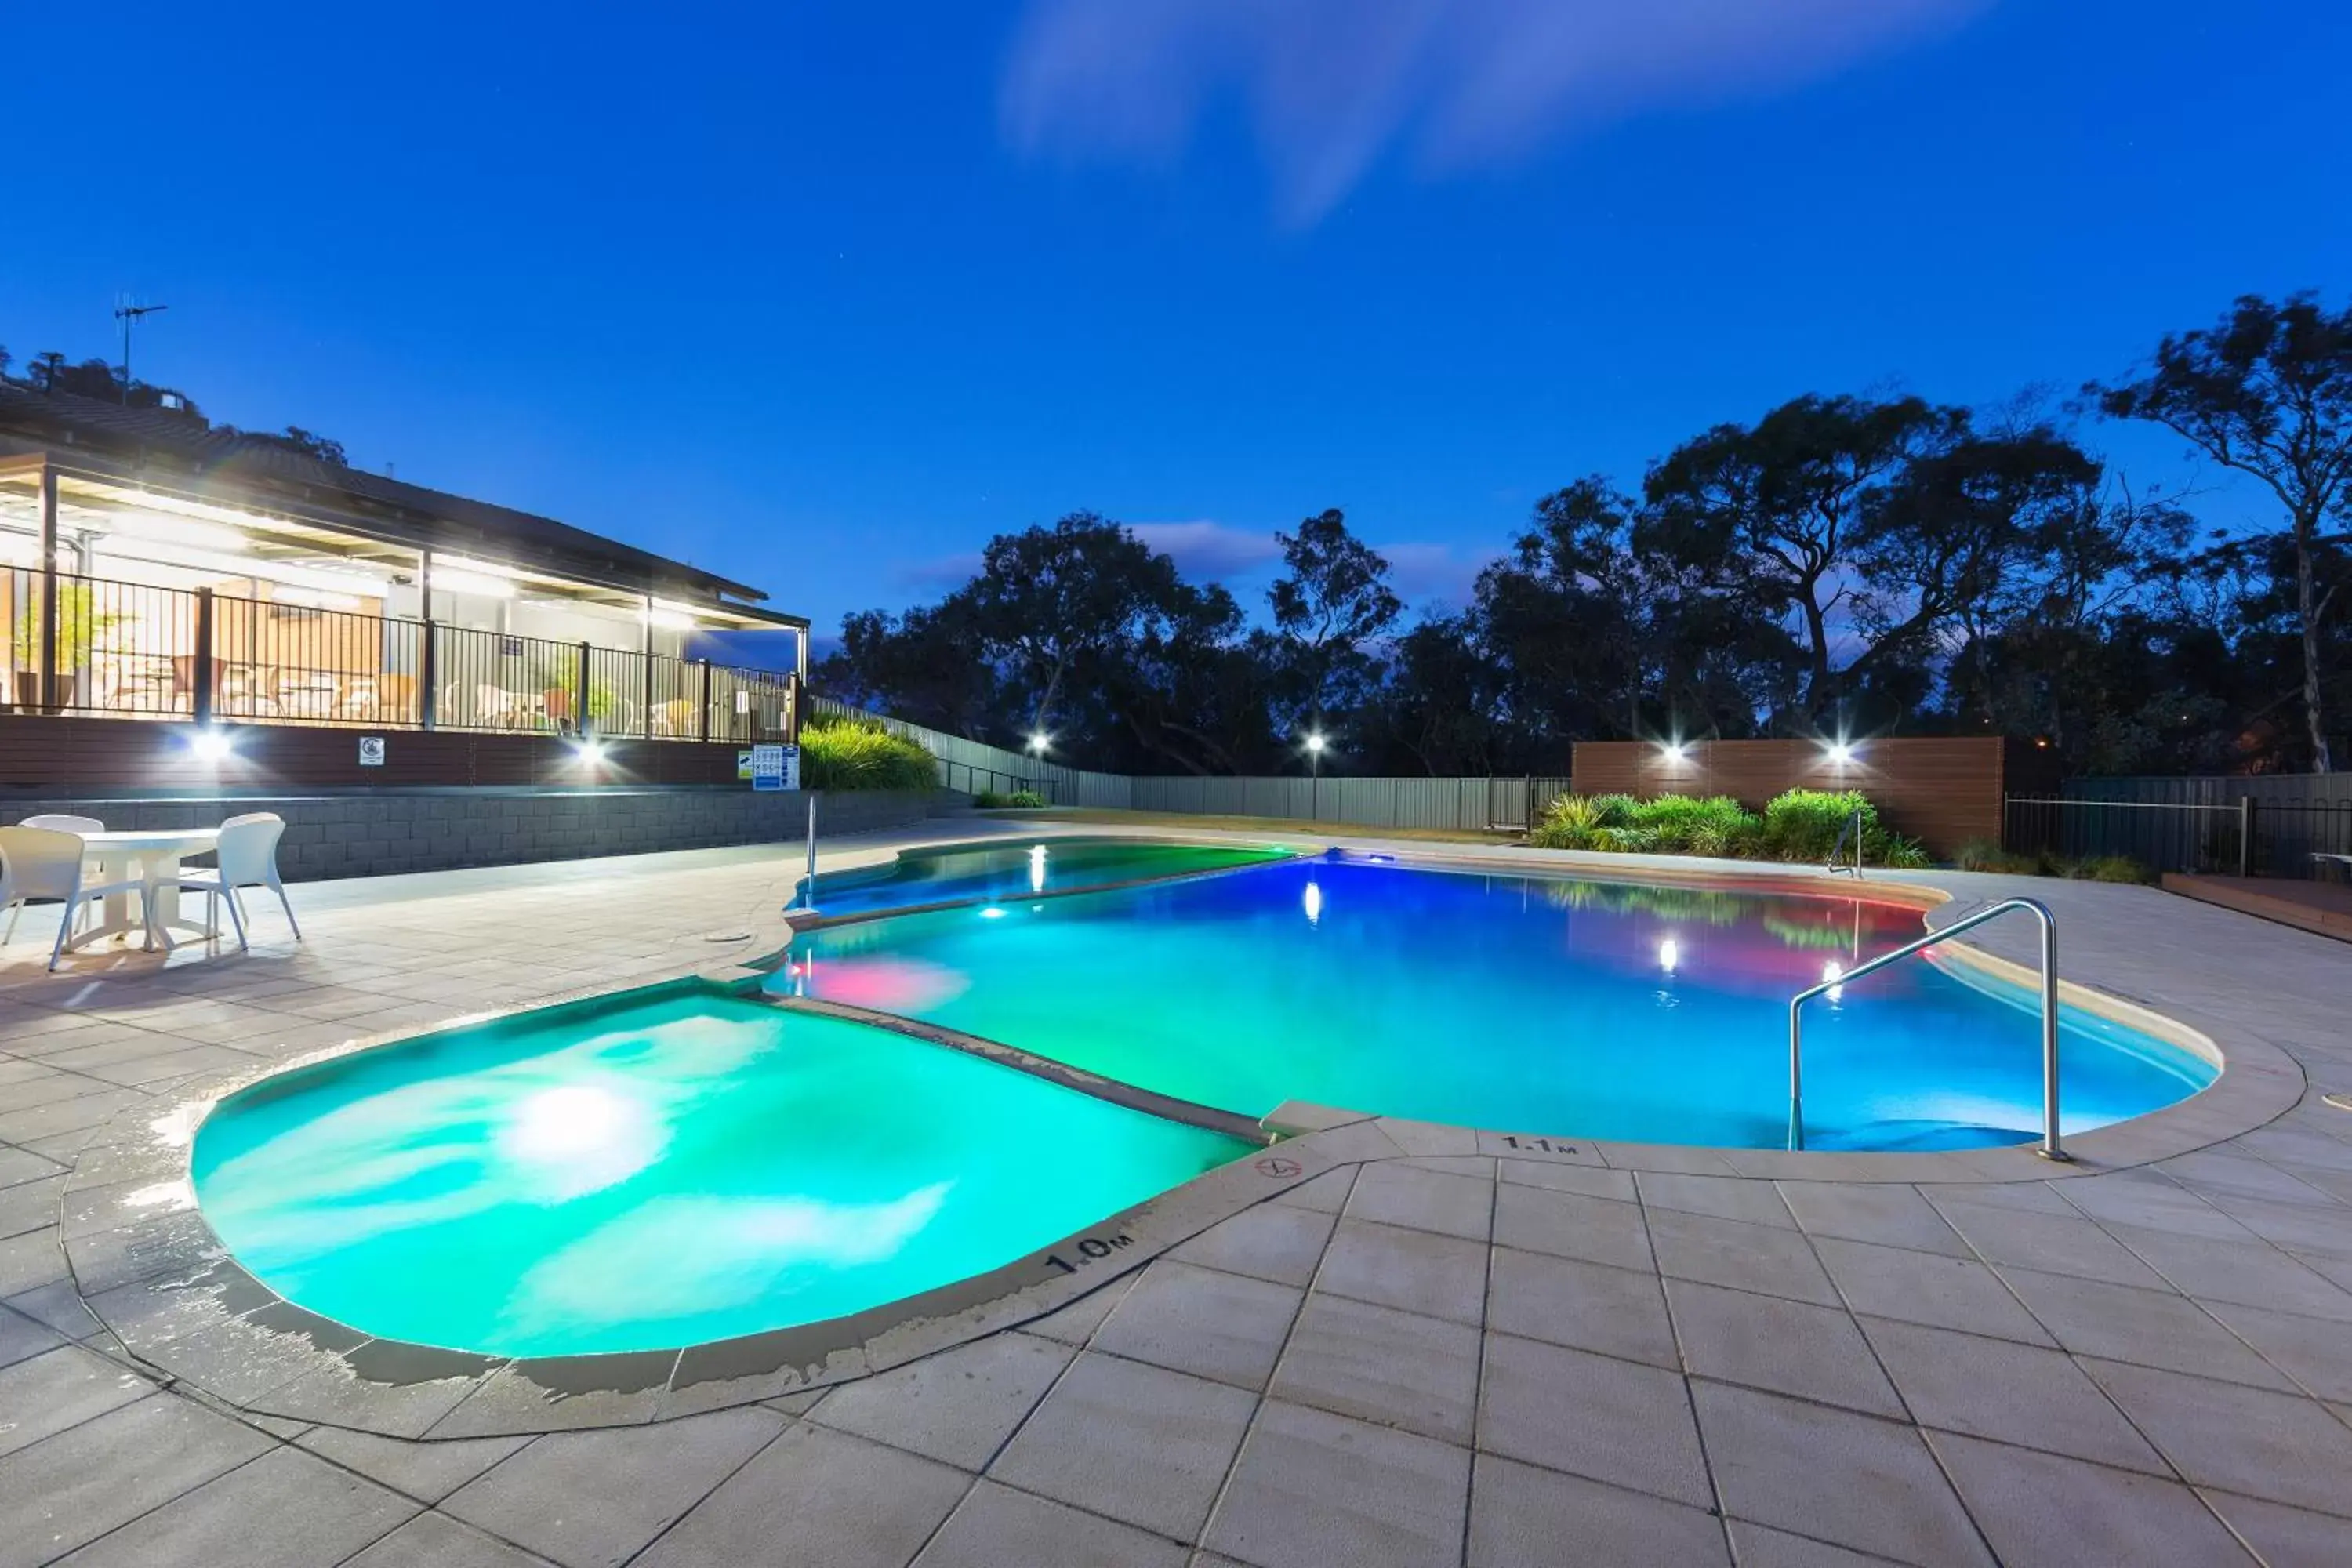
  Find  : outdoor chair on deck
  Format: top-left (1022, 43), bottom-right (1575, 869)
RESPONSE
top-left (0, 826), bottom-right (145, 971)
top-left (147, 813), bottom-right (302, 951)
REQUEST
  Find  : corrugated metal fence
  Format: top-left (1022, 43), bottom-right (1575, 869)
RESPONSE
top-left (808, 697), bottom-right (1571, 832)
top-left (2002, 773), bottom-right (2352, 877)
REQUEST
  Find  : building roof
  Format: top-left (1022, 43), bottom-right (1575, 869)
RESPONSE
top-left (0, 379), bottom-right (792, 619)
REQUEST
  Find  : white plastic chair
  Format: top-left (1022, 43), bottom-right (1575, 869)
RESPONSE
top-left (0, 826), bottom-right (147, 971)
top-left (20, 815), bottom-right (105, 833)
top-left (152, 813), bottom-right (301, 950)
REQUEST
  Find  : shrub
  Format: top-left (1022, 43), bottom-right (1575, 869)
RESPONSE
top-left (1761, 789), bottom-right (1878, 862)
top-left (1530, 793), bottom-right (1607, 850)
top-left (1868, 831), bottom-right (1933, 870)
top-left (797, 717), bottom-right (938, 791)
top-left (1954, 837), bottom-right (2023, 873)
top-left (975, 789), bottom-right (1047, 808)
top-left (1635, 794), bottom-right (1758, 854)
top-left (2071, 854), bottom-right (2155, 884)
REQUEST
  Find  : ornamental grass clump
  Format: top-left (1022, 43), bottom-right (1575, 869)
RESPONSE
top-left (1532, 788), bottom-right (1924, 866)
top-left (798, 715), bottom-right (940, 791)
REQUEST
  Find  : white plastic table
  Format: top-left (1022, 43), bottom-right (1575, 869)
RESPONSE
top-left (67, 829), bottom-right (221, 953)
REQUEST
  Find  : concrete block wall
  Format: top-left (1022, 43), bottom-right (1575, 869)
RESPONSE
top-left (0, 788), bottom-right (943, 881)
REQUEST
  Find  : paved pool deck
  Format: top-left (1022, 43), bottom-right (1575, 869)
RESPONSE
top-left (2, 822), bottom-right (2350, 1566)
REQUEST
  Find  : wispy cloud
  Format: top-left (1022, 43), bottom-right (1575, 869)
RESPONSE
top-left (1381, 542), bottom-right (1500, 608)
top-left (1003, 0), bottom-right (1990, 223)
top-left (1131, 519), bottom-right (1283, 579)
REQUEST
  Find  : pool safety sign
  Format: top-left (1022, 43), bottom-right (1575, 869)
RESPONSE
top-left (750, 744), bottom-right (799, 792)
top-left (358, 736), bottom-right (387, 767)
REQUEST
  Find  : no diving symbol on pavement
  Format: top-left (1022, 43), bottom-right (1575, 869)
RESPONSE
top-left (1253, 1156), bottom-right (1303, 1179)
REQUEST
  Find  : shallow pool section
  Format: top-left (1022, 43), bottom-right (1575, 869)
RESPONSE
top-left (191, 993), bottom-right (1248, 1357)
top-left (800, 837), bottom-right (1294, 917)
top-left (778, 857), bottom-right (2215, 1152)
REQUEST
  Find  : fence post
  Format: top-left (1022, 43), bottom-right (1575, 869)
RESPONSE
top-left (575, 641), bottom-right (592, 737)
top-left (699, 660), bottom-right (713, 742)
top-left (786, 671), bottom-right (804, 743)
top-left (35, 466), bottom-right (57, 712)
top-left (2239, 797), bottom-right (2255, 878)
top-left (420, 621), bottom-right (438, 730)
top-left (192, 587), bottom-right (214, 724)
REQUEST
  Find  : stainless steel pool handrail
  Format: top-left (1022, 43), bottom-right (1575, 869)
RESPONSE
top-left (1787, 896), bottom-right (2068, 1161)
top-left (1825, 805), bottom-right (1866, 877)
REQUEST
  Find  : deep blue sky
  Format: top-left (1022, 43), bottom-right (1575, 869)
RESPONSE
top-left (6, 1), bottom-right (2345, 648)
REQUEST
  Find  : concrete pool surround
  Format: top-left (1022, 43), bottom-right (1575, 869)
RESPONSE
top-left (61, 829), bottom-right (2295, 1439)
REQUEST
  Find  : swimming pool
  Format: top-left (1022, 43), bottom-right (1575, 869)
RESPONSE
top-left (776, 855), bottom-right (2213, 1152)
top-left (191, 992), bottom-right (1250, 1357)
top-left (800, 836), bottom-right (1294, 917)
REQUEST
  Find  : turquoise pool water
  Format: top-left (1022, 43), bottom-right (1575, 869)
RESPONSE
top-left (801, 837), bottom-right (1292, 916)
top-left (191, 994), bottom-right (1247, 1356)
top-left (779, 856), bottom-right (2215, 1151)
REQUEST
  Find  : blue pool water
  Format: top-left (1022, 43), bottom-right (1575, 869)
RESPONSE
top-left (192, 994), bottom-right (1248, 1356)
top-left (778, 856), bottom-right (2213, 1151)
top-left (800, 837), bottom-right (1293, 916)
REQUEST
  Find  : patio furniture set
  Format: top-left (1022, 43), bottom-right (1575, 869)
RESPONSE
top-left (0, 813), bottom-right (301, 970)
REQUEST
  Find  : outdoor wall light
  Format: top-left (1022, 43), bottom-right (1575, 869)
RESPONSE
top-left (1824, 740), bottom-right (1857, 765)
top-left (1305, 733), bottom-right (1327, 753)
top-left (1028, 731), bottom-right (1051, 754)
top-left (187, 727), bottom-right (234, 762)
top-left (574, 738), bottom-right (608, 765)
top-left (1661, 742), bottom-right (1688, 764)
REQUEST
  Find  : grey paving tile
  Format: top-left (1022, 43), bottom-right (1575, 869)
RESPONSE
top-left (1169, 1200), bottom-right (1337, 1288)
top-left (1490, 1182), bottom-right (1653, 1272)
top-left (1645, 1207), bottom-right (1839, 1307)
top-left (0, 1230), bottom-right (66, 1298)
top-left (2196, 1298), bottom-right (2352, 1403)
top-left (0, 1345), bottom-right (155, 1460)
top-left (2201, 1489), bottom-right (2352, 1568)
top-left (1636, 1171), bottom-right (1794, 1229)
top-left (2201, 1190), bottom-right (2352, 1259)
top-left (342, 1512), bottom-right (561, 1568)
top-left (0, 1302), bottom-right (65, 1371)
top-left (0, 1280), bottom-right (103, 1341)
top-left (1316, 1218), bottom-right (1487, 1326)
top-left (0, 1145), bottom-right (65, 1191)
top-left (916, 1479), bottom-right (1185, 1568)
top-left (1484, 1246), bottom-right (1677, 1370)
top-left (641, 1422), bottom-right (968, 1568)
top-left (1469, 1452), bottom-right (1728, 1568)
top-left (441, 1406), bottom-right (784, 1568)
top-left (1693, 1381), bottom-right (1991, 1566)
top-left (1268, 1292), bottom-right (1480, 1444)
top-left (1930, 1196), bottom-right (2170, 1289)
top-left (296, 1425), bottom-right (533, 1504)
top-left (2080, 1358), bottom-right (2352, 1516)
top-left (1664, 1278), bottom-right (1902, 1417)
top-left (2101, 1221), bottom-right (2352, 1322)
top-left (1345, 1161), bottom-right (1493, 1241)
top-left (1994, 1267), bottom-right (2295, 1389)
top-left (2054, 1170), bottom-right (2259, 1241)
top-left (0, 1176), bottom-right (61, 1242)
top-left (1812, 1236), bottom-right (2055, 1345)
top-left (1777, 1181), bottom-right (1969, 1256)
top-left (1204, 1399), bottom-right (1470, 1568)
top-left (1093, 1260), bottom-right (1303, 1390)
top-left (1024, 1273), bottom-right (1136, 1347)
top-left (1476, 1334), bottom-right (1710, 1509)
top-left (0, 1392), bottom-right (273, 1568)
top-left (1857, 1316), bottom-right (2164, 1473)
top-left (1926, 1431), bottom-right (2253, 1568)
top-left (810, 1330), bottom-right (1074, 1471)
top-left (51, 1444), bottom-right (416, 1568)
top-left (1721, 1521), bottom-right (1904, 1567)
top-left (1272, 1167), bottom-right (1355, 1214)
top-left (2158, 1149), bottom-right (2341, 1208)
top-left (990, 1352), bottom-right (1254, 1540)
top-left (1497, 1158), bottom-right (1635, 1202)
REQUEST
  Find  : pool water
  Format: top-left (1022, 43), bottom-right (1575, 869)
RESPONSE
top-left (191, 994), bottom-right (1248, 1356)
top-left (800, 837), bottom-right (1293, 916)
top-left (778, 856), bottom-right (2213, 1151)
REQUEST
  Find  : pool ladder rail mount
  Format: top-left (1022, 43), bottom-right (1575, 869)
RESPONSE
top-left (1786, 896), bottom-right (2070, 1162)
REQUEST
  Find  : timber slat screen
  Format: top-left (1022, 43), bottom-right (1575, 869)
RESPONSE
top-left (0, 568), bottom-right (799, 742)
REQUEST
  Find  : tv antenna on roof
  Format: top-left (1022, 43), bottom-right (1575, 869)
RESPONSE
top-left (113, 297), bottom-right (169, 403)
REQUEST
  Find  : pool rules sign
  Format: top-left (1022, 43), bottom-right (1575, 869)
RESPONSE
top-left (750, 744), bottom-right (799, 792)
